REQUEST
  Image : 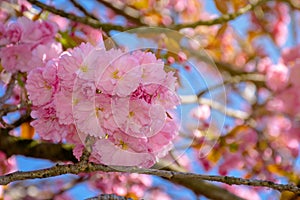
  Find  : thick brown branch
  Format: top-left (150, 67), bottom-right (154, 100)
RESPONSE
top-left (0, 162), bottom-right (299, 194)
top-left (154, 162), bottom-right (245, 200)
top-left (0, 131), bottom-right (77, 163)
top-left (170, 0), bottom-right (270, 30)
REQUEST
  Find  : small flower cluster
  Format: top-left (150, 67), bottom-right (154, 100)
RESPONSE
top-left (89, 172), bottom-right (152, 199)
top-left (0, 17), bottom-right (61, 72)
top-left (26, 42), bottom-right (179, 167)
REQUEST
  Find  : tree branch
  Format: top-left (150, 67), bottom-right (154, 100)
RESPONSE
top-left (27, 0), bottom-right (128, 32)
top-left (69, 0), bottom-right (99, 20)
top-left (154, 161), bottom-right (245, 200)
top-left (180, 95), bottom-right (250, 119)
top-left (169, 0), bottom-right (270, 30)
top-left (96, 0), bottom-right (144, 25)
top-left (86, 194), bottom-right (132, 200)
top-left (0, 161), bottom-right (299, 194)
top-left (0, 132), bottom-right (244, 200)
top-left (0, 131), bottom-right (77, 163)
top-left (0, 74), bottom-right (17, 105)
top-left (27, 0), bottom-right (272, 33)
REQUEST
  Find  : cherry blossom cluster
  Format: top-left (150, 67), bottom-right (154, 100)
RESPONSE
top-left (26, 42), bottom-right (180, 168)
top-left (89, 172), bottom-right (152, 198)
top-left (265, 45), bottom-right (300, 161)
top-left (101, 0), bottom-right (202, 25)
top-left (0, 17), bottom-right (61, 72)
top-left (89, 172), bottom-right (172, 199)
top-left (250, 2), bottom-right (290, 46)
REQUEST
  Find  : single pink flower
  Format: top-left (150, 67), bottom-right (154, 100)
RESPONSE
top-left (266, 63), bottom-right (289, 91)
top-left (18, 17), bottom-right (58, 45)
top-left (26, 61), bottom-right (58, 106)
top-left (93, 139), bottom-right (156, 168)
top-left (29, 42), bottom-right (62, 67)
top-left (191, 104), bottom-right (211, 121)
top-left (5, 22), bottom-right (22, 43)
top-left (30, 103), bottom-right (70, 142)
top-left (0, 44), bottom-right (32, 72)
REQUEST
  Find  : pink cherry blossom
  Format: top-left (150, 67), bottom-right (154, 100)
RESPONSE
top-left (97, 52), bottom-right (142, 96)
top-left (30, 104), bottom-right (63, 142)
top-left (281, 44), bottom-right (300, 65)
top-left (18, 17), bottom-right (58, 45)
top-left (257, 57), bottom-right (272, 73)
top-left (0, 44), bottom-right (32, 72)
top-left (5, 22), bottom-right (22, 43)
top-left (266, 63), bottom-right (289, 91)
top-left (26, 61), bottom-right (58, 106)
top-left (89, 172), bottom-right (152, 199)
top-left (29, 42), bottom-right (62, 67)
top-left (27, 38), bottom-right (179, 167)
top-left (267, 60), bottom-right (300, 116)
top-left (111, 98), bottom-right (165, 138)
top-left (0, 17), bottom-right (61, 72)
top-left (265, 115), bottom-right (291, 137)
top-left (54, 89), bottom-right (74, 125)
top-left (190, 104), bottom-right (211, 121)
top-left (73, 99), bottom-right (105, 139)
top-left (93, 139), bottom-right (156, 168)
top-left (147, 119), bottom-right (178, 157)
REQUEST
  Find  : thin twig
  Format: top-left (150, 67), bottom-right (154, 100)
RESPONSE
top-left (96, 0), bottom-right (144, 25)
top-left (169, 0), bottom-right (270, 30)
top-left (27, 0), bottom-right (271, 32)
top-left (280, 0), bottom-right (300, 10)
top-left (27, 0), bottom-right (128, 32)
top-left (180, 95), bottom-right (250, 119)
top-left (0, 162), bottom-right (299, 194)
top-left (0, 74), bottom-right (17, 105)
top-left (69, 0), bottom-right (99, 20)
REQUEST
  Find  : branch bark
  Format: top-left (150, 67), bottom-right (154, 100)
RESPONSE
top-left (0, 161), bottom-right (299, 194)
top-left (86, 194), bottom-right (132, 200)
top-left (0, 131), bottom-right (77, 163)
